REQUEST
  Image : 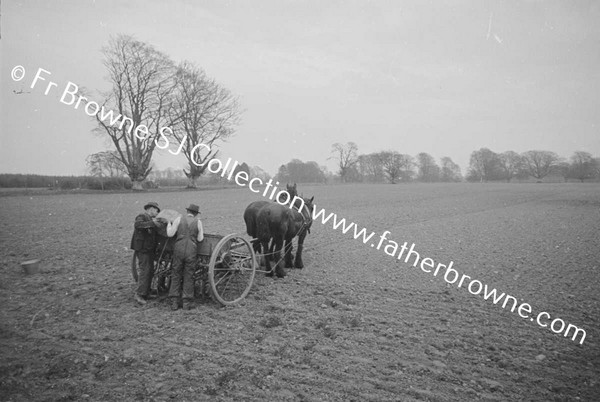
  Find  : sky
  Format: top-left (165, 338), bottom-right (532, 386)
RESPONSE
top-left (1, 0), bottom-right (599, 177)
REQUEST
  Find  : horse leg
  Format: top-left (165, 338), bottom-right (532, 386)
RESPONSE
top-left (294, 231), bottom-right (307, 269)
top-left (273, 238), bottom-right (286, 278)
top-left (267, 239), bottom-right (275, 261)
top-left (252, 239), bottom-right (267, 267)
top-left (262, 239), bottom-right (274, 277)
top-left (251, 238), bottom-right (262, 256)
top-left (284, 238), bottom-right (294, 268)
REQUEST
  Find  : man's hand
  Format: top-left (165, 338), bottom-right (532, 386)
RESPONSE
top-left (155, 217), bottom-right (169, 226)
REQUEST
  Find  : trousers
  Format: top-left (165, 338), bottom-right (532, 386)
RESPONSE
top-left (136, 251), bottom-right (154, 297)
top-left (168, 245), bottom-right (196, 300)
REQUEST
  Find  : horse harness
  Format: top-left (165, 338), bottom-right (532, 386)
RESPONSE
top-left (290, 200), bottom-right (312, 236)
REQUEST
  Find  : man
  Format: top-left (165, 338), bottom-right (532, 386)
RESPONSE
top-left (167, 203), bottom-right (204, 310)
top-left (130, 201), bottom-right (161, 305)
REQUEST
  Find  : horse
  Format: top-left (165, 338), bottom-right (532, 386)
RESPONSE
top-left (282, 195), bottom-right (314, 269)
top-left (254, 195), bottom-right (314, 278)
top-left (243, 183), bottom-right (298, 257)
top-left (244, 200), bottom-right (270, 254)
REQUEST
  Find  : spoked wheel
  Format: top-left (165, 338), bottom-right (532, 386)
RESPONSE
top-left (208, 234), bottom-right (257, 306)
top-left (153, 253), bottom-right (172, 294)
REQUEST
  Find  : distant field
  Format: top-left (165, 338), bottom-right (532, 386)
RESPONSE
top-left (1, 182), bottom-right (599, 400)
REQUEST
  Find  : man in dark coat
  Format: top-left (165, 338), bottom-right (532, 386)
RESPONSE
top-left (131, 201), bottom-right (161, 305)
top-left (166, 203), bottom-right (204, 310)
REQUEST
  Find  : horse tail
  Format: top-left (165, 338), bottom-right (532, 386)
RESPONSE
top-left (244, 210), bottom-right (256, 237)
top-left (246, 220), bottom-right (256, 237)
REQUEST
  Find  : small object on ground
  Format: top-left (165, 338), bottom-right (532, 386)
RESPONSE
top-left (21, 259), bottom-right (40, 275)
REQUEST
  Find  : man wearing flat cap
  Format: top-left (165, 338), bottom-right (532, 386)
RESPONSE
top-left (166, 203), bottom-right (204, 310)
top-left (131, 201), bottom-right (161, 305)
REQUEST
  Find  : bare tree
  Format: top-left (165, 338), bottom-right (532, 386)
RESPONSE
top-left (416, 152), bottom-right (441, 182)
top-left (498, 151), bottom-right (524, 182)
top-left (568, 151), bottom-right (598, 182)
top-left (330, 142), bottom-right (359, 183)
top-left (377, 151), bottom-right (401, 184)
top-left (275, 159), bottom-right (326, 183)
top-left (168, 61), bottom-right (241, 188)
top-left (555, 161), bottom-right (570, 182)
top-left (521, 150), bottom-right (561, 181)
top-left (249, 165), bottom-right (271, 183)
top-left (357, 153), bottom-right (384, 183)
top-left (87, 151), bottom-right (127, 177)
top-left (440, 157), bottom-right (463, 182)
top-left (376, 151), bottom-right (414, 184)
top-left (468, 148), bottom-right (501, 182)
top-left (398, 154), bottom-right (416, 181)
top-left (96, 35), bottom-right (175, 190)
top-left (86, 151), bottom-right (127, 190)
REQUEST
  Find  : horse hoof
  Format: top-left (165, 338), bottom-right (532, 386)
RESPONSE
top-left (294, 261), bottom-right (304, 269)
top-left (275, 267), bottom-right (287, 278)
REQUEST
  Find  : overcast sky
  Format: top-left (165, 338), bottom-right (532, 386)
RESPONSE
top-left (1, 0), bottom-right (599, 177)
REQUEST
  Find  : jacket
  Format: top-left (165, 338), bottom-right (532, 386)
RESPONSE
top-left (130, 212), bottom-right (157, 252)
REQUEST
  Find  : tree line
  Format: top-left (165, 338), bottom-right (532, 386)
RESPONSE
top-left (466, 148), bottom-right (599, 183)
top-left (0, 174), bottom-right (132, 190)
top-left (5, 145), bottom-right (598, 189)
top-left (0, 164), bottom-right (266, 190)
top-left (330, 142), bottom-right (463, 184)
top-left (82, 144), bottom-right (599, 187)
top-left (330, 143), bottom-right (599, 184)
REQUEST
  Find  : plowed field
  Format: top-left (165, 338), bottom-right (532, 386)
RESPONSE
top-left (1, 183), bottom-right (599, 401)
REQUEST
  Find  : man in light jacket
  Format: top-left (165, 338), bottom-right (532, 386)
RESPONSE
top-left (166, 203), bottom-right (204, 310)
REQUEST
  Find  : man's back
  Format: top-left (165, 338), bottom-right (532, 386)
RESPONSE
top-left (176, 215), bottom-right (200, 241)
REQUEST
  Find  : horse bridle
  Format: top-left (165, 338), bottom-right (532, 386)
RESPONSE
top-left (291, 199), bottom-right (312, 235)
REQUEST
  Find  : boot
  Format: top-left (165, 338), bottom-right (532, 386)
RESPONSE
top-left (182, 300), bottom-right (193, 310)
top-left (135, 294), bottom-right (147, 306)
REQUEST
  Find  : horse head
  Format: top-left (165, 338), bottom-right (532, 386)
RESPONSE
top-left (276, 183), bottom-right (298, 205)
top-left (292, 195), bottom-right (314, 235)
top-left (287, 183), bottom-right (297, 197)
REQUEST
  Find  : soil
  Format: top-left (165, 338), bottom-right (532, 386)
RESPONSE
top-left (1, 183), bottom-right (599, 401)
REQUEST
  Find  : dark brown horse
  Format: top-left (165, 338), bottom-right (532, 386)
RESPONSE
top-left (254, 195), bottom-right (314, 278)
top-left (244, 183), bottom-right (298, 257)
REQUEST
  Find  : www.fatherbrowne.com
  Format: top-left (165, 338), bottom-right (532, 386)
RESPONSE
top-left (17, 66), bottom-right (584, 345)
top-left (214, 155), bottom-right (586, 345)
top-left (309, 206), bottom-right (587, 345)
